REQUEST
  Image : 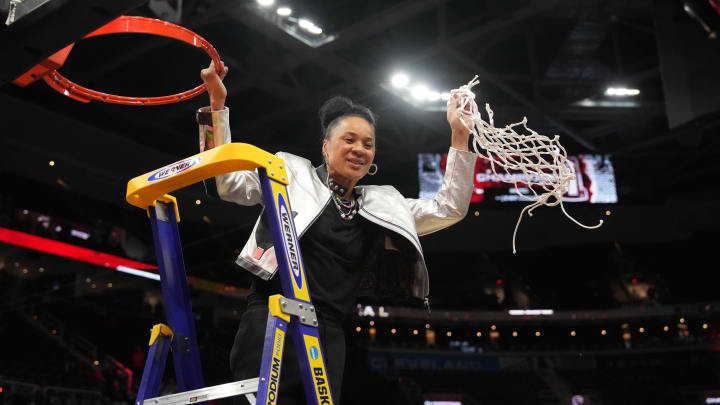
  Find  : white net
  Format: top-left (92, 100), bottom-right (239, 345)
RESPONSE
top-left (450, 76), bottom-right (603, 253)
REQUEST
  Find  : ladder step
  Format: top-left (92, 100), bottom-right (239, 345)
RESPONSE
top-left (142, 378), bottom-right (259, 405)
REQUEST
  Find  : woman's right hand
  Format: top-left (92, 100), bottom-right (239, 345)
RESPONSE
top-left (201, 60), bottom-right (228, 110)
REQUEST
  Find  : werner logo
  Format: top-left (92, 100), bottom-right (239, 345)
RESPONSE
top-left (148, 157), bottom-right (201, 181)
top-left (277, 194), bottom-right (303, 290)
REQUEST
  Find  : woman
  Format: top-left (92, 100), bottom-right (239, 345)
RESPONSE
top-left (198, 61), bottom-right (476, 404)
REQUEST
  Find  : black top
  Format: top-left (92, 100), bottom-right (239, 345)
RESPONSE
top-left (249, 200), bottom-right (382, 321)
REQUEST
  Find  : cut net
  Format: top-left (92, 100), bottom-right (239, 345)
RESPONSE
top-left (450, 76), bottom-right (603, 253)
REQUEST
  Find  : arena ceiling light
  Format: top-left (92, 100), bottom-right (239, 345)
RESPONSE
top-left (250, 2), bottom-right (335, 47)
top-left (276, 7), bottom-right (292, 16)
top-left (573, 85), bottom-right (641, 108)
top-left (411, 84), bottom-right (429, 101)
top-left (383, 71), bottom-right (452, 111)
top-left (390, 72), bottom-right (410, 88)
top-left (605, 87), bottom-right (640, 96)
top-left (298, 18), bottom-right (322, 35)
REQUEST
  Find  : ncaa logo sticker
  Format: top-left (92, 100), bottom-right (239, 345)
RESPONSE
top-left (277, 193), bottom-right (303, 290)
top-left (148, 157), bottom-right (201, 182)
top-left (309, 346), bottom-right (319, 360)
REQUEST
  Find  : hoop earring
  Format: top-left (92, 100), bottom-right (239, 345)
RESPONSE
top-left (367, 163), bottom-right (378, 176)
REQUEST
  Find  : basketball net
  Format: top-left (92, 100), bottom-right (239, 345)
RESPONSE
top-left (450, 76), bottom-right (603, 253)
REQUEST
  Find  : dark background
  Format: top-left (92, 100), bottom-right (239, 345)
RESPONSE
top-left (1, 1), bottom-right (720, 404)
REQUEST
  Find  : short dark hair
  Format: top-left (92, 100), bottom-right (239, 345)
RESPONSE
top-left (318, 96), bottom-right (377, 141)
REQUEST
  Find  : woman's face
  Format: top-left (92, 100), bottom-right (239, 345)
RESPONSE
top-left (322, 116), bottom-right (375, 186)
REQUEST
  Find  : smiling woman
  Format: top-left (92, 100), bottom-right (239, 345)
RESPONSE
top-left (197, 60), bottom-right (476, 404)
top-left (320, 97), bottom-right (377, 202)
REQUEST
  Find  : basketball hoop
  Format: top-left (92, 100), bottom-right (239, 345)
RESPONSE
top-left (12, 16), bottom-right (222, 105)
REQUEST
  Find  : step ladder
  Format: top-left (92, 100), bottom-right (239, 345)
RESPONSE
top-left (125, 143), bottom-right (336, 405)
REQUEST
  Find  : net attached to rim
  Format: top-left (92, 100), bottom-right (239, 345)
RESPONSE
top-left (450, 76), bottom-right (603, 253)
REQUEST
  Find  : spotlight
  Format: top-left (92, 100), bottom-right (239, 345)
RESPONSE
top-left (49, 160), bottom-right (55, 166)
top-left (257, 0), bottom-right (274, 7)
top-left (195, 199), bottom-right (202, 205)
top-left (601, 329), bottom-right (607, 335)
top-left (427, 91), bottom-right (440, 102)
top-left (411, 84), bottom-right (428, 101)
top-left (276, 7), bottom-right (291, 16)
top-left (512, 331), bottom-right (518, 337)
top-left (298, 19), bottom-right (322, 35)
top-left (391, 72), bottom-right (409, 88)
top-left (440, 92), bottom-right (451, 101)
top-left (605, 87), bottom-right (640, 97)
top-left (571, 330), bottom-right (576, 336)
top-left (391, 328), bottom-right (397, 334)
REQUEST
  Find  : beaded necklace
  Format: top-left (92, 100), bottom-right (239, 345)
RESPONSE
top-left (326, 175), bottom-right (358, 221)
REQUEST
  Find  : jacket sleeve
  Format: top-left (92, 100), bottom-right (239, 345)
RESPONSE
top-left (405, 147), bottom-right (476, 236)
top-left (197, 106), bottom-right (263, 206)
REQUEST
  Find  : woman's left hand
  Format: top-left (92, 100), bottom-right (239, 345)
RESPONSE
top-left (447, 94), bottom-right (472, 151)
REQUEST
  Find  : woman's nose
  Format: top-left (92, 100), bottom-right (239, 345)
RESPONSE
top-left (351, 143), bottom-right (365, 154)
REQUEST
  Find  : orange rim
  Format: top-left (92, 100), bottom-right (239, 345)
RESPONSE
top-left (42, 16), bottom-right (222, 105)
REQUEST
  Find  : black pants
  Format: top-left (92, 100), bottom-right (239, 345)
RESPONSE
top-left (230, 301), bottom-right (346, 405)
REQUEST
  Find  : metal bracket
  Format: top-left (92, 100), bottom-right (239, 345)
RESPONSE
top-left (153, 202), bottom-right (170, 223)
top-left (175, 334), bottom-right (191, 355)
top-left (279, 297), bottom-right (318, 327)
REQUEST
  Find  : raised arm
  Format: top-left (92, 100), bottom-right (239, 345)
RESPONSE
top-left (405, 94), bottom-right (476, 235)
top-left (198, 60), bottom-right (263, 206)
